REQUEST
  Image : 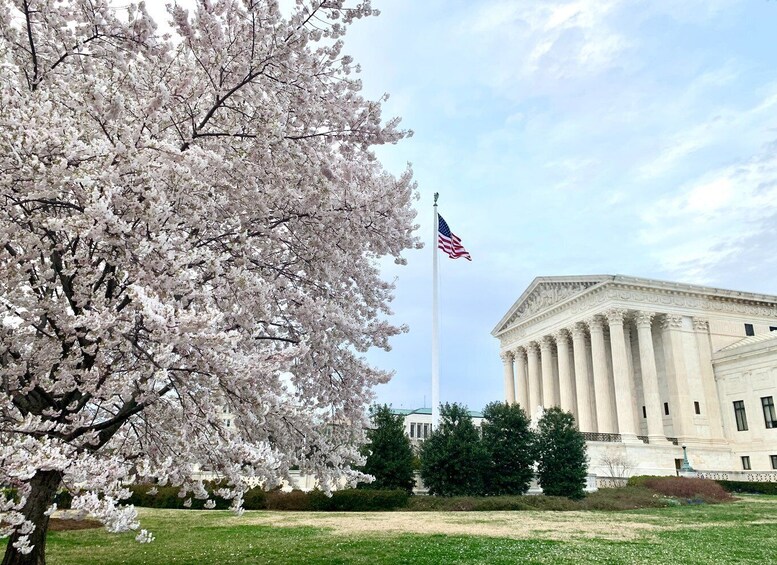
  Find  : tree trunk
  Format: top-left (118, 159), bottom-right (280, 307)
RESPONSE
top-left (2, 470), bottom-right (63, 565)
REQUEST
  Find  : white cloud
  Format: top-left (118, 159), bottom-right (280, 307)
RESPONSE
top-left (638, 82), bottom-right (777, 180)
top-left (465, 0), bottom-right (629, 92)
top-left (639, 141), bottom-right (777, 280)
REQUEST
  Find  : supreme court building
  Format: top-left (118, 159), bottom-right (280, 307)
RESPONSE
top-left (493, 275), bottom-right (777, 478)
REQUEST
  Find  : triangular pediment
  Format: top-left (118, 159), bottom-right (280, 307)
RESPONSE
top-left (492, 275), bottom-right (612, 336)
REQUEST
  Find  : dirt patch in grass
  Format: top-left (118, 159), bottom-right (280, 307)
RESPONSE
top-left (48, 518), bottom-right (102, 531)
top-left (234, 510), bottom-right (667, 541)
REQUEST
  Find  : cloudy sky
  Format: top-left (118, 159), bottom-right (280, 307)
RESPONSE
top-left (333, 0), bottom-right (777, 412)
top-left (144, 1), bottom-right (777, 413)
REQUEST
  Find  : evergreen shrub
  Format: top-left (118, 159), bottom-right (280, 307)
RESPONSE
top-left (535, 407), bottom-right (588, 500)
top-left (717, 480), bottom-right (777, 496)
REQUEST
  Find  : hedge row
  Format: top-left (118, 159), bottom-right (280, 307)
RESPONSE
top-left (123, 485), bottom-right (410, 512)
top-left (629, 475), bottom-right (777, 499)
top-left (405, 486), bottom-right (673, 512)
top-left (717, 480), bottom-right (777, 496)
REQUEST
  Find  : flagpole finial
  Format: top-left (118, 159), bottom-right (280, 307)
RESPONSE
top-left (434, 192), bottom-right (439, 205)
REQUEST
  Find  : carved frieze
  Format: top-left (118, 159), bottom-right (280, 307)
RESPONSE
top-left (504, 282), bottom-right (600, 327)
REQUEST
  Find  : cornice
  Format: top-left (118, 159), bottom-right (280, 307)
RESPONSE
top-left (495, 278), bottom-right (777, 347)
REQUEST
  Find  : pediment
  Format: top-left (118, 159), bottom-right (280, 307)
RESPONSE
top-left (492, 276), bottom-right (610, 335)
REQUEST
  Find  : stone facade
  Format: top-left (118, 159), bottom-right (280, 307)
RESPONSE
top-left (493, 275), bottom-right (777, 477)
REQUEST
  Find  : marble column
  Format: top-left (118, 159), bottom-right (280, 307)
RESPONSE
top-left (606, 309), bottom-right (637, 439)
top-left (692, 318), bottom-right (726, 442)
top-left (624, 325), bottom-right (640, 434)
top-left (588, 315), bottom-right (618, 433)
top-left (540, 336), bottom-right (557, 407)
top-left (571, 323), bottom-right (595, 432)
top-left (661, 314), bottom-right (693, 441)
top-left (555, 329), bottom-right (576, 417)
top-left (514, 347), bottom-right (529, 410)
top-left (635, 311), bottom-right (665, 440)
top-left (526, 342), bottom-right (542, 412)
top-left (501, 351), bottom-right (516, 404)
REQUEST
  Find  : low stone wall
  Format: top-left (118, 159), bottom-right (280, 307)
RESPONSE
top-left (695, 470), bottom-right (777, 483)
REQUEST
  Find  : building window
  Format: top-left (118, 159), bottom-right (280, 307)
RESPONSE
top-left (745, 323), bottom-right (755, 336)
top-left (410, 423), bottom-right (415, 438)
top-left (694, 401), bottom-right (701, 415)
top-left (642, 406), bottom-right (647, 418)
top-left (734, 400), bottom-right (748, 431)
top-left (424, 423), bottom-right (431, 438)
top-left (770, 326), bottom-right (777, 332)
top-left (741, 456), bottom-right (751, 470)
top-left (771, 455), bottom-right (777, 470)
top-left (762, 396), bottom-right (777, 429)
top-left (664, 402), bottom-right (670, 416)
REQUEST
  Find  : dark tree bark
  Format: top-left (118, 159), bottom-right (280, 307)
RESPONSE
top-left (2, 470), bottom-right (63, 565)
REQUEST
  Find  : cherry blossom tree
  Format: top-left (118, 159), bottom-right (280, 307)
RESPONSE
top-left (0, 0), bottom-right (418, 562)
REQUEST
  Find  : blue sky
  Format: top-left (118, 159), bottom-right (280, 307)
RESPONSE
top-left (144, 1), bottom-right (777, 413)
top-left (337, 0), bottom-right (777, 412)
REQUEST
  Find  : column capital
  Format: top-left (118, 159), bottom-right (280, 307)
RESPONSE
top-left (634, 311), bottom-right (655, 328)
top-left (500, 351), bottom-right (514, 363)
top-left (539, 335), bottom-right (554, 351)
top-left (605, 308), bottom-right (627, 325)
top-left (586, 315), bottom-right (605, 333)
top-left (526, 341), bottom-right (539, 355)
top-left (554, 328), bottom-right (570, 343)
top-left (692, 317), bottom-right (709, 332)
top-left (571, 322), bottom-right (588, 339)
top-left (661, 314), bottom-right (683, 330)
top-left (512, 345), bottom-right (527, 358)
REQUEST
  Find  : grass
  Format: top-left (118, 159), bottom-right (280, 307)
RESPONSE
top-left (2, 495), bottom-right (776, 564)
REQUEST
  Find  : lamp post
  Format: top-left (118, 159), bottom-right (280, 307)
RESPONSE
top-left (680, 445), bottom-right (694, 473)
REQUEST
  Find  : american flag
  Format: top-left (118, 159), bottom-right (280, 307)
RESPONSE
top-left (437, 214), bottom-right (471, 261)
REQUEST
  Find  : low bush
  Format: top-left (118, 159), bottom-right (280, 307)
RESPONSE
top-left (265, 489), bottom-right (409, 511)
top-left (407, 495), bottom-right (583, 511)
top-left (125, 483), bottom-right (240, 510)
top-left (627, 475), bottom-right (664, 488)
top-left (314, 489), bottom-right (409, 511)
top-left (405, 486), bottom-right (703, 511)
top-left (408, 496), bottom-right (532, 511)
top-left (717, 480), bottom-right (777, 496)
top-left (265, 489), bottom-right (317, 511)
top-left (578, 486), bottom-right (670, 510)
top-left (642, 477), bottom-right (732, 503)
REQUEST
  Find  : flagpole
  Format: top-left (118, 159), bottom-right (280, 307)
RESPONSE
top-left (432, 193), bottom-right (440, 430)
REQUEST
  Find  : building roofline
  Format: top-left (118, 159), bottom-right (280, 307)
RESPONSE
top-left (493, 274), bottom-right (777, 338)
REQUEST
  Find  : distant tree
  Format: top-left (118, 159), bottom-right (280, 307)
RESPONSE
top-left (419, 403), bottom-right (488, 496)
top-left (597, 449), bottom-right (635, 480)
top-left (481, 402), bottom-right (535, 495)
top-left (535, 407), bottom-right (588, 499)
top-left (359, 405), bottom-right (415, 492)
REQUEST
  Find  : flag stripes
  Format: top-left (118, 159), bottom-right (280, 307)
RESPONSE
top-left (437, 214), bottom-right (471, 261)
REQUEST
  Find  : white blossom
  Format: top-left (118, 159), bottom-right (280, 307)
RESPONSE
top-left (135, 529), bottom-right (154, 544)
top-left (0, 0), bottom-right (417, 560)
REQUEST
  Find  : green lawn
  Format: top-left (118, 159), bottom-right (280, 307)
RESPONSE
top-left (4, 496), bottom-right (777, 564)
